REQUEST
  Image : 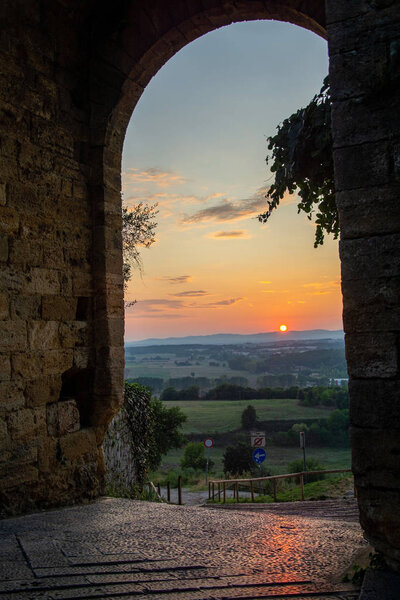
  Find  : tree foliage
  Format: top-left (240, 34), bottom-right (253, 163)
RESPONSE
top-left (180, 442), bottom-right (213, 471)
top-left (122, 203), bottom-right (158, 286)
top-left (259, 77), bottom-right (336, 247)
top-left (147, 397), bottom-right (187, 471)
top-left (241, 404), bottom-right (257, 430)
top-left (223, 442), bottom-right (254, 476)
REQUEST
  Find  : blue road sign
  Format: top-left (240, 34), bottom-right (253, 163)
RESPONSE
top-left (252, 448), bottom-right (266, 464)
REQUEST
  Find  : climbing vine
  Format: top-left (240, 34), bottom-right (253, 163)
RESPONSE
top-left (259, 76), bottom-right (336, 247)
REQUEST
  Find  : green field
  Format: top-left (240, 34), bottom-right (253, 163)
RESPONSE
top-left (163, 398), bottom-right (333, 435)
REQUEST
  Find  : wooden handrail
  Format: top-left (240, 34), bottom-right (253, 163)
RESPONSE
top-left (209, 468), bottom-right (352, 486)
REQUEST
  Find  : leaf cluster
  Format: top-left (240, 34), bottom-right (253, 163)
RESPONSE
top-left (122, 203), bottom-right (158, 285)
top-left (259, 77), bottom-right (337, 247)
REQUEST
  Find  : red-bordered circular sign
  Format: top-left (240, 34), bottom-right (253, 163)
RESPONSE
top-left (204, 438), bottom-right (214, 448)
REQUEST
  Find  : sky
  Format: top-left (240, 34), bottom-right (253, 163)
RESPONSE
top-left (122, 20), bottom-right (342, 342)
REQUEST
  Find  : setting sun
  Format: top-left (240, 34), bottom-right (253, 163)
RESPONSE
top-left (279, 324), bottom-right (288, 332)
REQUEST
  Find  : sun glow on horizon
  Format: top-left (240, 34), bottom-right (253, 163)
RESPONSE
top-left (279, 324), bottom-right (288, 332)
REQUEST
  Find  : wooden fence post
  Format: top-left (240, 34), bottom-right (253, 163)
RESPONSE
top-left (250, 480), bottom-right (254, 503)
top-left (235, 481), bottom-right (239, 503)
top-left (178, 475), bottom-right (182, 505)
top-left (212, 482), bottom-right (215, 502)
top-left (218, 483), bottom-right (221, 502)
top-left (208, 482), bottom-right (211, 500)
top-left (300, 473), bottom-right (304, 501)
top-left (273, 479), bottom-right (277, 502)
top-left (223, 482), bottom-right (226, 503)
top-left (157, 482), bottom-right (161, 497)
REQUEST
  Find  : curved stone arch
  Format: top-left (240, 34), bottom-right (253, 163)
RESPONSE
top-left (88, 0), bottom-right (327, 431)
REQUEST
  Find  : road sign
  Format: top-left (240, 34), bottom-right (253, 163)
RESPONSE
top-left (204, 438), bottom-right (214, 448)
top-left (250, 431), bottom-right (266, 448)
top-left (252, 448), bottom-right (266, 464)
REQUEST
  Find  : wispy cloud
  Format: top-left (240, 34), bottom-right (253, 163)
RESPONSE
top-left (209, 230), bottom-right (250, 239)
top-left (124, 168), bottom-right (186, 188)
top-left (127, 295), bottom-right (244, 314)
top-left (180, 187), bottom-right (267, 225)
top-left (156, 275), bottom-right (193, 285)
top-left (201, 297), bottom-right (245, 308)
top-left (171, 290), bottom-right (210, 298)
top-left (302, 280), bottom-right (340, 295)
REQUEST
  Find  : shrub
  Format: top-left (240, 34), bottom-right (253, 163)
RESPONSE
top-left (287, 458), bottom-right (326, 483)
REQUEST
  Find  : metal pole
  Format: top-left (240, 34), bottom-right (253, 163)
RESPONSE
top-left (178, 475), bottom-right (182, 505)
top-left (206, 447), bottom-right (209, 484)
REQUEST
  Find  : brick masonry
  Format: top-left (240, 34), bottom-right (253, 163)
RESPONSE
top-left (0, 0), bottom-right (399, 575)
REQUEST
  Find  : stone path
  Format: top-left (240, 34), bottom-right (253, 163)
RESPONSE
top-left (0, 498), bottom-right (366, 599)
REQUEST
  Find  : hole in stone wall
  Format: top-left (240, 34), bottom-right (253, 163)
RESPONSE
top-left (60, 367), bottom-right (95, 428)
top-left (76, 296), bottom-right (90, 320)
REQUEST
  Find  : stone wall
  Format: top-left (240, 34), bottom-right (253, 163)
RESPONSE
top-left (104, 408), bottom-right (137, 496)
top-left (326, 0), bottom-right (400, 572)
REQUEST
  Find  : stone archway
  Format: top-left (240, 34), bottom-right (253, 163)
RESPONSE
top-left (1, 0), bottom-right (399, 575)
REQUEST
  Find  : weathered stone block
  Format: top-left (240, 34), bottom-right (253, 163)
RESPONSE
top-left (0, 320), bottom-right (27, 352)
top-left (345, 332), bottom-right (398, 378)
top-left (25, 375), bottom-right (62, 408)
top-left (0, 381), bottom-right (25, 412)
top-left (0, 293), bottom-right (9, 320)
top-left (11, 351), bottom-right (42, 380)
top-left (0, 182), bottom-right (6, 205)
top-left (47, 400), bottom-right (80, 436)
top-left (28, 320), bottom-right (60, 350)
top-left (60, 428), bottom-right (96, 461)
top-left (59, 321), bottom-right (89, 348)
top-left (337, 186), bottom-right (400, 240)
top-left (351, 427), bottom-right (400, 490)
top-left (0, 234), bottom-right (8, 262)
top-left (10, 294), bottom-right (41, 319)
top-left (42, 295), bottom-right (77, 321)
top-left (24, 268), bottom-right (60, 295)
top-left (0, 205), bottom-right (19, 234)
top-left (7, 409), bottom-right (36, 443)
top-left (340, 234), bottom-right (400, 281)
top-left (350, 378), bottom-right (400, 430)
top-left (42, 349), bottom-right (73, 375)
top-left (342, 276), bottom-right (400, 332)
top-left (333, 141), bottom-right (392, 192)
top-left (9, 239), bottom-right (43, 266)
top-left (0, 354), bottom-right (11, 382)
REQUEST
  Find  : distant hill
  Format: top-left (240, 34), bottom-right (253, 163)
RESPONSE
top-left (126, 329), bottom-right (344, 347)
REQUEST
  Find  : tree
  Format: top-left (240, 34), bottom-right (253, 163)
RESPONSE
top-left (180, 442), bottom-right (213, 471)
top-left (223, 442), bottom-right (254, 476)
top-left (147, 397), bottom-right (187, 471)
top-left (122, 203), bottom-right (158, 286)
top-left (241, 405), bottom-right (257, 430)
top-left (259, 77), bottom-right (336, 247)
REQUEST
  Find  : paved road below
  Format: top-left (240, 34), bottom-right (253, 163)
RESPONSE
top-left (0, 498), bottom-right (366, 599)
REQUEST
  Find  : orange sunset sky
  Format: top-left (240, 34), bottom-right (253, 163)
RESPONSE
top-left (122, 21), bottom-right (342, 341)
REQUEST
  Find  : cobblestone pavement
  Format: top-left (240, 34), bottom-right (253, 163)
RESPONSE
top-left (0, 498), bottom-right (366, 599)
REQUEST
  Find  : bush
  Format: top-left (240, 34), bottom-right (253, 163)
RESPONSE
top-left (223, 442), bottom-right (254, 476)
top-left (180, 442), bottom-right (213, 471)
top-left (287, 457), bottom-right (326, 483)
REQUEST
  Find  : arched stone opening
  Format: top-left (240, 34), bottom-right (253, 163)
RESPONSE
top-left (88, 0), bottom-right (400, 573)
top-left (1, 0), bottom-right (400, 576)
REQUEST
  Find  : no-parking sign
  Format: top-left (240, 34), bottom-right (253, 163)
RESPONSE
top-left (204, 438), bottom-right (214, 448)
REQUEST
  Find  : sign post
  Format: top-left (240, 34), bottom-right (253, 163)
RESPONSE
top-left (252, 448), bottom-right (266, 494)
top-left (250, 431), bottom-right (266, 448)
top-left (204, 438), bottom-right (214, 484)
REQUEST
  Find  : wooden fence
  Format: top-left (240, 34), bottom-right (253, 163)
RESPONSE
top-left (208, 468), bottom-right (353, 503)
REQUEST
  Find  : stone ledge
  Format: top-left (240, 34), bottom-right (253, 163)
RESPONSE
top-left (360, 568), bottom-right (400, 599)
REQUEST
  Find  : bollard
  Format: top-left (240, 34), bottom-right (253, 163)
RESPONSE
top-left (178, 475), bottom-right (182, 505)
top-left (273, 479), bottom-right (277, 502)
top-left (167, 481), bottom-right (170, 503)
top-left (300, 473), bottom-right (305, 501)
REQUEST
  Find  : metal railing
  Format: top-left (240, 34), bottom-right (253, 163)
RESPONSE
top-left (208, 468), bottom-right (353, 503)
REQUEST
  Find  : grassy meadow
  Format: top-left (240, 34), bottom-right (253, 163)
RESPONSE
top-left (163, 398), bottom-right (333, 435)
top-left (154, 397), bottom-right (351, 481)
